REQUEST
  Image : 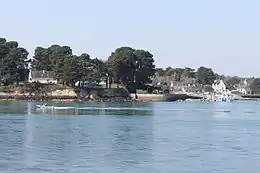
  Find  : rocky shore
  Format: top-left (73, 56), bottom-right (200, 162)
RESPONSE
top-left (0, 93), bottom-right (195, 102)
top-left (0, 95), bottom-right (137, 102)
top-left (1, 90), bottom-right (254, 103)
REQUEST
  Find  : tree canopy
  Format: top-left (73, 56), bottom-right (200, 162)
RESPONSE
top-left (225, 76), bottom-right (241, 89)
top-left (195, 67), bottom-right (216, 85)
top-left (250, 78), bottom-right (260, 93)
top-left (32, 45), bottom-right (104, 86)
top-left (155, 66), bottom-right (216, 85)
top-left (105, 47), bottom-right (155, 90)
top-left (0, 37), bottom-right (256, 94)
top-left (0, 38), bottom-right (29, 85)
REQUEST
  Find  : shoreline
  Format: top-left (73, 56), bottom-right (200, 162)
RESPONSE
top-left (0, 97), bottom-right (258, 103)
top-left (0, 93), bottom-right (259, 102)
top-left (0, 95), bottom-right (151, 102)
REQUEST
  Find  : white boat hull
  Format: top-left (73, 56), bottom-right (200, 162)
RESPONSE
top-left (36, 105), bottom-right (54, 109)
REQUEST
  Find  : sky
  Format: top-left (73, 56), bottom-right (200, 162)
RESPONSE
top-left (2, 0), bottom-right (260, 77)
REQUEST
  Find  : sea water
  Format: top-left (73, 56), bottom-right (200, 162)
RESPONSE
top-left (0, 100), bottom-right (260, 173)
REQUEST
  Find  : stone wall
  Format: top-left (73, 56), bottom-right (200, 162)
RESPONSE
top-left (50, 89), bottom-right (77, 97)
top-left (0, 87), bottom-right (130, 100)
top-left (77, 88), bottom-right (130, 98)
top-left (49, 88), bottom-right (130, 99)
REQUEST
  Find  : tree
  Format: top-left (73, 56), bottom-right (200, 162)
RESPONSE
top-left (31, 44), bottom-right (106, 86)
top-left (31, 47), bottom-right (52, 71)
top-left (225, 76), bottom-right (241, 89)
top-left (0, 38), bottom-right (29, 85)
top-left (106, 47), bottom-right (155, 91)
top-left (155, 68), bottom-right (164, 76)
top-left (182, 67), bottom-right (195, 79)
top-left (5, 41), bottom-right (18, 49)
top-left (106, 47), bottom-right (135, 83)
top-left (215, 73), bottom-right (226, 80)
top-left (163, 67), bottom-right (185, 81)
top-left (250, 78), bottom-right (260, 93)
top-left (195, 66), bottom-right (216, 85)
top-left (55, 55), bottom-right (78, 86)
top-left (76, 54), bottom-right (104, 84)
top-left (172, 68), bottom-right (184, 81)
top-left (32, 45), bottom-right (73, 73)
top-left (163, 67), bottom-right (174, 76)
top-left (182, 67), bottom-right (195, 78)
top-left (90, 58), bottom-right (105, 83)
top-left (0, 38), bottom-right (6, 44)
top-left (133, 49), bottom-right (156, 88)
top-left (32, 45), bottom-right (75, 84)
top-left (75, 53), bottom-right (92, 82)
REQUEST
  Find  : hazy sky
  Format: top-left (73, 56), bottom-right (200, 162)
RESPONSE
top-left (2, 0), bottom-right (260, 77)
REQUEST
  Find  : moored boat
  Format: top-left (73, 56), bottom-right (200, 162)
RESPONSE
top-left (215, 92), bottom-right (234, 102)
top-left (36, 104), bottom-right (54, 109)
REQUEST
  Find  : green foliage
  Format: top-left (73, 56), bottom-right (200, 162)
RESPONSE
top-left (182, 67), bottom-right (195, 79)
top-left (136, 89), bottom-right (145, 94)
top-left (0, 38), bottom-right (6, 44)
top-left (250, 78), bottom-right (260, 93)
top-left (163, 67), bottom-right (173, 76)
top-left (195, 66), bottom-right (216, 85)
top-left (31, 45), bottom-right (104, 87)
top-left (163, 67), bottom-right (194, 81)
top-left (215, 73), bottom-right (226, 80)
top-left (1, 36), bottom-right (256, 93)
top-left (106, 47), bottom-right (156, 90)
top-left (32, 45), bottom-right (73, 74)
top-left (225, 76), bottom-right (241, 89)
top-left (155, 68), bottom-right (164, 76)
top-left (172, 68), bottom-right (185, 81)
top-left (0, 38), bottom-right (29, 85)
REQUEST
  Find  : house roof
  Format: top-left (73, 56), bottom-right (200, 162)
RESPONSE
top-left (30, 70), bottom-right (55, 79)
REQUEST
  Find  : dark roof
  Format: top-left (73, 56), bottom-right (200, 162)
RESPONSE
top-left (31, 70), bottom-right (55, 79)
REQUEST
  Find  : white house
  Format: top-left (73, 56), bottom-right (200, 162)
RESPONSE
top-left (237, 88), bottom-right (248, 95)
top-left (212, 80), bottom-right (226, 93)
top-left (28, 70), bottom-right (57, 84)
top-left (235, 79), bottom-right (251, 95)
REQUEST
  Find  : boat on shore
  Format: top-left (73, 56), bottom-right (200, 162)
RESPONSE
top-left (215, 90), bottom-right (234, 102)
top-left (216, 95), bottom-right (234, 102)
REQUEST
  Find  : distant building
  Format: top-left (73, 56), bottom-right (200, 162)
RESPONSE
top-left (234, 79), bottom-right (251, 95)
top-left (28, 70), bottom-right (57, 84)
top-left (170, 78), bottom-right (201, 93)
top-left (212, 80), bottom-right (226, 93)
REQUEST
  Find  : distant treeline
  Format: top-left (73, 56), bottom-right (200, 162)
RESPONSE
top-left (154, 67), bottom-right (257, 90)
top-left (0, 37), bottom-right (260, 93)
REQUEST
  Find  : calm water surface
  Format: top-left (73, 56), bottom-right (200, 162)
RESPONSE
top-left (0, 100), bottom-right (260, 173)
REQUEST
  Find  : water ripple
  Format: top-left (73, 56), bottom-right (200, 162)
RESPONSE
top-left (0, 101), bottom-right (259, 172)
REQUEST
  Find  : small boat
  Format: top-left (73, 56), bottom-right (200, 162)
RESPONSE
top-left (215, 92), bottom-right (234, 102)
top-left (36, 104), bottom-right (54, 109)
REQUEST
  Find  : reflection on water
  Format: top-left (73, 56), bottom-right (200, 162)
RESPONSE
top-left (19, 106), bottom-right (154, 172)
top-left (32, 102), bottom-right (155, 116)
top-left (0, 101), bottom-right (155, 116)
top-left (0, 101), bottom-right (260, 172)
